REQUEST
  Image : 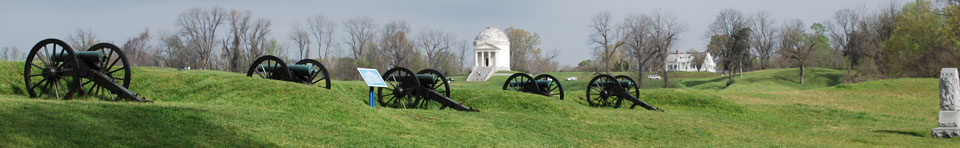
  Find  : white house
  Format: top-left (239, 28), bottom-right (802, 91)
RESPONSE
top-left (664, 51), bottom-right (716, 73)
top-left (467, 27), bottom-right (510, 81)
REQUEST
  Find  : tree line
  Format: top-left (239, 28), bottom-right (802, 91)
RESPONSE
top-left (583, 0), bottom-right (960, 88)
top-left (42, 7), bottom-right (565, 80)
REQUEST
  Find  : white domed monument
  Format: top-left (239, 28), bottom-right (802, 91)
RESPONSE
top-left (467, 27), bottom-right (510, 81)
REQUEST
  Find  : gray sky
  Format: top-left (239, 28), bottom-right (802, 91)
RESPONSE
top-left (0, 0), bottom-right (910, 66)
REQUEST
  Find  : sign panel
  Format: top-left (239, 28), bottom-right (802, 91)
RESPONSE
top-left (357, 68), bottom-right (387, 87)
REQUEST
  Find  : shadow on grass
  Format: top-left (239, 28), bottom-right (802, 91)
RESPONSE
top-left (0, 102), bottom-right (276, 147)
top-left (873, 130), bottom-right (925, 137)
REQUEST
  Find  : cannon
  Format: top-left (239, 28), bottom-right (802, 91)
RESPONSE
top-left (377, 67), bottom-right (476, 111)
top-left (23, 38), bottom-right (146, 101)
top-left (246, 55), bottom-right (331, 89)
top-left (585, 74), bottom-right (660, 111)
top-left (502, 73), bottom-right (564, 100)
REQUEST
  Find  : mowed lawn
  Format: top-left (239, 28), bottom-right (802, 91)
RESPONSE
top-left (0, 61), bottom-right (957, 147)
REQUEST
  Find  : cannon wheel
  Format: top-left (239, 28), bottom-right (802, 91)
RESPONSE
top-left (586, 74), bottom-right (620, 107)
top-left (378, 67), bottom-right (421, 109)
top-left (24, 38), bottom-right (81, 100)
top-left (613, 75), bottom-right (640, 109)
top-left (82, 43), bottom-right (132, 101)
top-left (294, 59), bottom-right (331, 89)
top-left (534, 74), bottom-right (564, 100)
top-left (416, 69), bottom-right (450, 110)
top-left (246, 55), bottom-right (292, 81)
top-left (502, 73), bottom-right (538, 93)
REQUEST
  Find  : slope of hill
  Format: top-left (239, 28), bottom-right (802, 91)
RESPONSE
top-left (0, 62), bottom-right (956, 147)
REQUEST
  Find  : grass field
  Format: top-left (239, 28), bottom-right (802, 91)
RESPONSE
top-left (0, 61), bottom-right (957, 147)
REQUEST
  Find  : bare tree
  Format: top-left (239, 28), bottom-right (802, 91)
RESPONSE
top-left (648, 12), bottom-right (686, 88)
top-left (176, 7), bottom-right (227, 69)
top-left (379, 20), bottom-right (416, 69)
top-left (456, 39), bottom-right (470, 73)
top-left (622, 13), bottom-right (656, 88)
top-left (708, 8), bottom-right (750, 81)
top-left (829, 8), bottom-right (863, 82)
top-left (418, 28), bottom-right (455, 72)
top-left (290, 23), bottom-right (311, 60)
top-left (0, 46), bottom-right (21, 61)
top-left (749, 11), bottom-right (778, 70)
top-left (343, 16), bottom-right (377, 65)
top-left (589, 11), bottom-right (624, 73)
top-left (308, 15), bottom-right (336, 61)
top-left (67, 28), bottom-right (99, 50)
top-left (122, 28), bottom-right (153, 66)
top-left (506, 27), bottom-right (541, 73)
top-left (247, 19), bottom-right (272, 61)
top-left (779, 20), bottom-right (819, 85)
top-left (222, 10), bottom-right (252, 72)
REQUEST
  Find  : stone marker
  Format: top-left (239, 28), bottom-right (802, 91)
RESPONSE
top-left (934, 68), bottom-right (960, 138)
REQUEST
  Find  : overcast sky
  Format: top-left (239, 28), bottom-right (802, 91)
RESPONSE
top-left (0, 0), bottom-right (911, 66)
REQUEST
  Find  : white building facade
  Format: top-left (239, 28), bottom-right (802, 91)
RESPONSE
top-left (467, 27), bottom-right (510, 81)
top-left (664, 51), bottom-right (717, 73)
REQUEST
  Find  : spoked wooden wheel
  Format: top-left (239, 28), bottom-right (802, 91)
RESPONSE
top-left (586, 74), bottom-right (619, 107)
top-left (416, 69), bottom-right (450, 110)
top-left (294, 59), bottom-right (331, 89)
top-left (246, 55), bottom-right (292, 81)
top-left (378, 67), bottom-right (420, 109)
top-left (82, 43), bottom-right (131, 101)
top-left (613, 75), bottom-right (640, 108)
top-left (24, 38), bottom-right (81, 100)
top-left (502, 73), bottom-right (538, 92)
top-left (534, 74), bottom-right (564, 100)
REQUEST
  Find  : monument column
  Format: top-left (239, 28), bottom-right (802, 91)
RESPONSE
top-left (934, 68), bottom-right (960, 138)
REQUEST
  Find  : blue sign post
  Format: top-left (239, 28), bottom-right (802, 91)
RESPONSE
top-left (357, 68), bottom-right (387, 108)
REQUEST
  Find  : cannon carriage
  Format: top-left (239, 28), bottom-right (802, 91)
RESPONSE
top-left (246, 55), bottom-right (331, 89)
top-left (502, 73), bottom-right (564, 100)
top-left (586, 74), bottom-right (660, 111)
top-left (23, 38), bottom-right (145, 101)
top-left (378, 67), bottom-right (476, 111)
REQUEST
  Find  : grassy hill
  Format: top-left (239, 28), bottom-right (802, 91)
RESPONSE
top-left (0, 61), bottom-right (957, 147)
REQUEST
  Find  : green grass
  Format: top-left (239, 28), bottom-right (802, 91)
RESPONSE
top-left (0, 61), bottom-right (957, 147)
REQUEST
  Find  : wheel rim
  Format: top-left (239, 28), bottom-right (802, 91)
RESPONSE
top-left (294, 59), bottom-right (331, 89)
top-left (378, 67), bottom-right (420, 109)
top-left (534, 74), bottom-right (564, 100)
top-left (614, 75), bottom-right (639, 108)
top-left (246, 55), bottom-right (291, 81)
top-left (84, 43), bottom-right (131, 101)
top-left (502, 73), bottom-right (537, 93)
top-left (417, 69), bottom-right (450, 110)
top-left (24, 38), bottom-right (80, 100)
top-left (586, 74), bottom-right (617, 107)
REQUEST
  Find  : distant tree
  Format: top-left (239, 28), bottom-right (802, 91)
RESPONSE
top-left (589, 11), bottom-right (624, 73)
top-left (247, 19), bottom-right (272, 61)
top-left (308, 15), bottom-right (336, 61)
top-left (648, 12), bottom-right (685, 88)
top-left (749, 11), bottom-right (778, 70)
top-left (505, 27), bottom-right (539, 73)
top-left (343, 16), bottom-right (377, 66)
top-left (379, 20), bottom-right (417, 70)
top-left (779, 20), bottom-right (825, 85)
top-left (708, 8), bottom-right (750, 84)
top-left (290, 22), bottom-right (311, 60)
top-left (222, 10), bottom-right (252, 72)
top-left (621, 13), bottom-right (656, 88)
top-left (0, 46), bottom-right (21, 61)
top-left (828, 8), bottom-right (867, 82)
top-left (688, 49), bottom-right (706, 71)
top-left (122, 28), bottom-right (155, 66)
top-left (67, 28), bottom-right (99, 50)
top-left (418, 28), bottom-right (455, 73)
top-left (175, 7), bottom-right (227, 69)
